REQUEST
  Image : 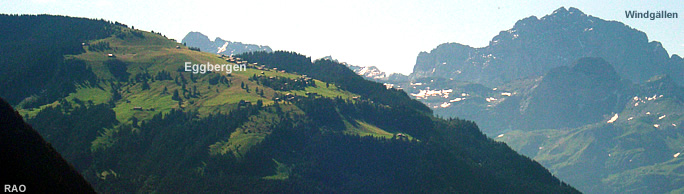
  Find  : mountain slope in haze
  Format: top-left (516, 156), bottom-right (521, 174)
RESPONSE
top-left (411, 7), bottom-right (683, 87)
top-left (402, 57), bottom-right (632, 133)
top-left (1, 14), bottom-right (578, 193)
top-left (0, 97), bottom-right (95, 193)
top-left (182, 31), bottom-right (271, 55)
top-left (517, 57), bottom-right (629, 130)
top-left (499, 73), bottom-right (684, 193)
top-left (403, 56), bottom-right (684, 193)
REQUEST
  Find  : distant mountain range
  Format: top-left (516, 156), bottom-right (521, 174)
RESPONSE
top-left (181, 31), bottom-right (271, 55)
top-left (322, 56), bottom-right (387, 80)
top-left (410, 7), bottom-right (683, 87)
top-left (389, 7), bottom-right (684, 194)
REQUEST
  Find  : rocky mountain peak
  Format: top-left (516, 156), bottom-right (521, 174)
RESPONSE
top-left (410, 7), bottom-right (683, 87)
top-left (181, 31), bottom-right (272, 55)
top-left (181, 31), bottom-right (211, 45)
top-left (549, 7), bottom-right (586, 17)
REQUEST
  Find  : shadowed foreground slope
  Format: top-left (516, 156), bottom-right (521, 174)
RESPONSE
top-left (0, 97), bottom-right (95, 193)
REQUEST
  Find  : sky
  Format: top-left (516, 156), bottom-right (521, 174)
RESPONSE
top-left (2, 0), bottom-right (682, 74)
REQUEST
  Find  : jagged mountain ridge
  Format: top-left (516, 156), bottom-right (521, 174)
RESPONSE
top-left (355, 65), bottom-right (387, 80)
top-left (182, 31), bottom-right (271, 55)
top-left (411, 7), bottom-right (683, 87)
top-left (322, 56), bottom-right (388, 80)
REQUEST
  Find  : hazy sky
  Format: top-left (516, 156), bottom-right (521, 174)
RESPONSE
top-left (2, 0), bottom-right (682, 74)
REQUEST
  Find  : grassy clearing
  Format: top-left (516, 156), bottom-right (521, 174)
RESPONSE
top-left (91, 127), bottom-right (119, 152)
top-left (342, 120), bottom-right (394, 139)
top-left (17, 84), bottom-right (111, 118)
top-left (66, 86), bottom-right (111, 104)
top-left (16, 101), bottom-right (60, 119)
top-left (262, 159), bottom-right (292, 180)
top-left (239, 67), bottom-right (353, 99)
